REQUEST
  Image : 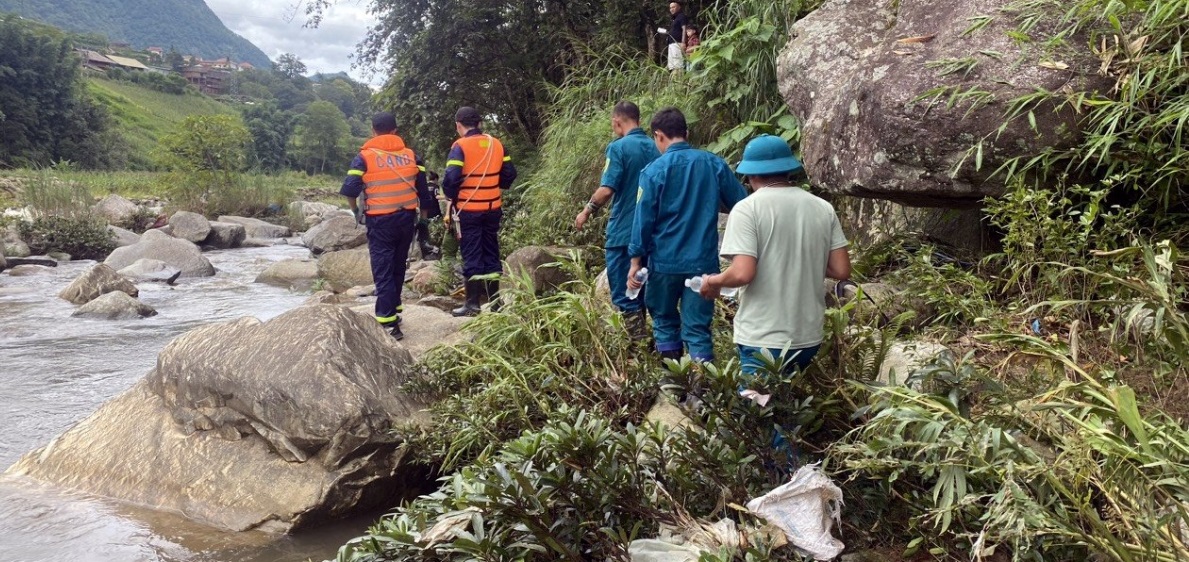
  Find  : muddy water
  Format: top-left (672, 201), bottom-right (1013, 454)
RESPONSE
top-left (0, 245), bottom-right (378, 562)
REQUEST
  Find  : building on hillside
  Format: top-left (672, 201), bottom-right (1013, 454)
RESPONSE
top-left (107, 55), bottom-right (148, 72)
top-left (109, 41), bottom-right (131, 50)
top-left (196, 57), bottom-right (234, 70)
top-left (147, 47), bottom-right (163, 56)
top-left (238, 61), bottom-right (254, 71)
top-left (182, 66), bottom-right (231, 95)
top-left (75, 49), bottom-right (117, 71)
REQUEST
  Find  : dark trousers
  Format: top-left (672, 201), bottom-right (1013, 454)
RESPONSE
top-left (416, 219), bottom-right (432, 248)
top-left (366, 210), bottom-right (416, 323)
top-left (458, 208), bottom-right (502, 278)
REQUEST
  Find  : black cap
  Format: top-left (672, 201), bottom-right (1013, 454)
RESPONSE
top-left (372, 112), bottom-right (397, 134)
top-left (454, 106), bottom-right (481, 127)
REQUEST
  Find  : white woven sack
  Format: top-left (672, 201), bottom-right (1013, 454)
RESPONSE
top-left (745, 463), bottom-right (845, 560)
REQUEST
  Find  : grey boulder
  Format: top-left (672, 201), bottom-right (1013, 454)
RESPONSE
top-left (317, 246), bottom-right (372, 292)
top-left (107, 225), bottom-right (141, 248)
top-left (777, 0), bottom-right (1111, 206)
top-left (204, 221), bottom-right (247, 250)
top-left (59, 263), bottom-right (139, 305)
top-left (217, 216), bottom-right (291, 239)
top-left (104, 229), bottom-right (215, 278)
top-left (302, 215), bottom-right (367, 255)
top-left (168, 211), bottom-right (211, 244)
top-left (93, 194), bottom-right (139, 224)
top-left (256, 258), bottom-right (319, 291)
top-left (290, 201), bottom-right (352, 229)
top-left (504, 245), bottom-right (577, 294)
top-left (7, 306), bottom-right (429, 533)
top-left (71, 291), bottom-right (157, 320)
top-left (117, 259), bottom-right (182, 284)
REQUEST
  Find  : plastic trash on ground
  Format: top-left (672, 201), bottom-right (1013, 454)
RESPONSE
top-left (628, 517), bottom-right (740, 561)
top-left (745, 464), bottom-right (845, 560)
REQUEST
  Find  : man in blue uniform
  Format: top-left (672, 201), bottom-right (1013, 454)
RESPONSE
top-left (574, 101), bottom-right (661, 341)
top-left (442, 106), bottom-right (518, 316)
top-left (340, 112), bottom-right (436, 340)
top-left (627, 107), bottom-right (748, 362)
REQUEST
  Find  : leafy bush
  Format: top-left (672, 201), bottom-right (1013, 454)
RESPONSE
top-left (18, 215), bottom-right (115, 260)
top-left (157, 114), bottom-right (251, 214)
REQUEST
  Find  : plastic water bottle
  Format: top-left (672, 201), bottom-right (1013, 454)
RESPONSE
top-left (625, 268), bottom-right (648, 300)
top-left (685, 275), bottom-right (737, 297)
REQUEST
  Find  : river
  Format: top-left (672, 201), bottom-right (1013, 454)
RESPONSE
top-left (0, 244), bottom-right (375, 562)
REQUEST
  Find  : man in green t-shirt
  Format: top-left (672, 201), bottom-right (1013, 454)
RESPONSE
top-left (697, 134), bottom-right (852, 376)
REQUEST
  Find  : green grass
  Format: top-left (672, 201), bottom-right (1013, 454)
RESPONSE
top-left (85, 77), bottom-right (235, 169)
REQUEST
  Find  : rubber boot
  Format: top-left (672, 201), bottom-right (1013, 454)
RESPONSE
top-left (452, 280), bottom-right (483, 317)
top-left (484, 279), bottom-right (501, 312)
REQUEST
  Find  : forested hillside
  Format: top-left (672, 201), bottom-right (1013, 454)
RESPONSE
top-left (0, 0), bottom-right (270, 67)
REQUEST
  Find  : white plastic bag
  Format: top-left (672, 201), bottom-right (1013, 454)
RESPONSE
top-left (745, 464), bottom-right (845, 560)
top-left (666, 43), bottom-right (684, 71)
top-left (628, 539), bottom-right (701, 562)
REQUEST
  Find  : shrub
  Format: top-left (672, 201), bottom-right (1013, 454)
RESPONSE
top-left (18, 215), bottom-right (115, 260)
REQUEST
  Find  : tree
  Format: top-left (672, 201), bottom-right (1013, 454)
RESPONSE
top-left (274, 53), bottom-right (307, 79)
top-left (165, 45), bottom-right (186, 71)
top-left (242, 102), bottom-right (296, 171)
top-left (291, 100), bottom-right (351, 174)
top-left (158, 114), bottom-right (250, 206)
top-left (0, 15), bottom-right (122, 169)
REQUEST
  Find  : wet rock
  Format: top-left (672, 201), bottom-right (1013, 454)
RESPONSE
top-left (3, 225), bottom-right (30, 258)
top-left (107, 225), bottom-right (141, 248)
top-left (5, 256), bottom-right (58, 267)
top-left (47, 251), bottom-right (71, 262)
top-left (7, 306), bottom-right (430, 533)
top-left (317, 246), bottom-right (371, 292)
top-left (168, 211), bottom-right (211, 244)
top-left (105, 230), bottom-right (215, 278)
top-left (302, 215), bottom-right (367, 255)
top-left (72, 291), bottom-right (157, 320)
top-left (349, 303), bottom-right (469, 359)
top-left (504, 245), bottom-right (577, 294)
top-left (204, 221), bottom-right (246, 250)
top-left (93, 194), bottom-right (139, 224)
top-left (879, 341), bottom-right (950, 389)
top-left (777, 0), bottom-right (1111, 206)
top-left (304, 291), bottom-right (355, 305)
top-left (6, 264), bottom-right (52, 276)
top-left (59, 263), bottom-right (139, 305)
top-left (217, 216), bottom-right (292, 239)
top-left (345, 284), bottom-right (376, 298)
top-left (409, 267), bottom-right (440, 295)
top-left (241, 237), bottom-right (277, 248)
top-left (256, 258), bottom-right (319, 291)
top-left (117, 259), bottom-right (182, 284)
top-left (289, 201), bottom-right (352, 229)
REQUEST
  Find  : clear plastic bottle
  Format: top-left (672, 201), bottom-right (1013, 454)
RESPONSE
top-left (625, 267), bottom-right (648, 300)
top-left (685, 275), bottom-right (737, 297)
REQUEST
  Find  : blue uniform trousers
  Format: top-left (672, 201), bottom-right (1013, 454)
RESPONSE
top-left (458, 209), bottom-right (502, 279)
top-left (606, 246), bottom-right (644, 312)
top-left (366, 210), bottom-right (416, 324)
top-left (645, 271), bottom-right (715, 361)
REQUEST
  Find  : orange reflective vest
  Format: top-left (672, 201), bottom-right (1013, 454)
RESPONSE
top-left (361, 135), bottom-right (420, 216)
top-left (453, 134), bottom-right (505, 211)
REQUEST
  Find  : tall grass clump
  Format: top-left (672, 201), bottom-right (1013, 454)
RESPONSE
top-left (16, 169), bottom-right (115, 260)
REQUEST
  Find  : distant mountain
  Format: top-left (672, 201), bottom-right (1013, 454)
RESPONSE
top-left (0, 0), bottom-right (270, 68)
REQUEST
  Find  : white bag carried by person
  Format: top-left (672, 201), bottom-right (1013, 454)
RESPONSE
top-left (666, 42), bottom-right (684, 71)
top-left (745, 464), bottom-right (845, 560)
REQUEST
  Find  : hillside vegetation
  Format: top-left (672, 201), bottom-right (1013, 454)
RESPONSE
top-left (0, 0), bottom-right (269, 67)
top-left (86, 77), bottom-right (234, 169)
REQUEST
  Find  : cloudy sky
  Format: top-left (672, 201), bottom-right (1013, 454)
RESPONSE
top-left (204, 0), bottom-right (380, 83)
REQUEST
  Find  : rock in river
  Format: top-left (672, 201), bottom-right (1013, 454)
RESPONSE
top-left (58, 263), bottom-right (139, 305)
top-left (104, 229), bottom-right (215, 278)
top-left (6, 305), bottom-right (430, 533)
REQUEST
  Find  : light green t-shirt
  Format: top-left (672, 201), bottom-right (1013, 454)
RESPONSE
top-left (719, 186), bottom-right (848, 349)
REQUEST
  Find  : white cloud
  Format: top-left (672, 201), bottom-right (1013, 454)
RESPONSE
top-left (204, 0), bottom-right (383, 84)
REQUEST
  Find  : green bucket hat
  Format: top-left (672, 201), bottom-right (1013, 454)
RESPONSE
top-left (736, 134), bottom-right (803, 175)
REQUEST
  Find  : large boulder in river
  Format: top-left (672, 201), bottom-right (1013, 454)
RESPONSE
top-left (256, 258), bottom-right (319, 291)
top-left (71, 291), bottom-right (157, 320)
top-left (104, 229), bottom-right (215, 278)
top-left (302, 215), bottom-right (368, 255)
top-left (6, 306), bottom-right (429, 533)
top-left (777, 0), bottom-right (1111, 207)
top-left (317, 246), bottom-right (372, 292)
top-left (3, 225), bottom-right (30, 258)
top-left (58, 263), bottom-right (139, 305)
top-left (93, 194), bottom-right (139, 224)
top-left (290, 201), bottom-right (352, 229)
top-left (217, 216), bottom-right (291, 239)
top-left (117, 259), bottom-right (181, 284)
top-left (204, 221), bottom-right (246, 250)
top-left (107, 225), bottom-right (141, 248)
top-left (167, 211), bottom-right (211, 243)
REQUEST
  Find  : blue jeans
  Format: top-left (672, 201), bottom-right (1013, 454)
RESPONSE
top-left (738, 344), bottom-right (821, 377)
top-left (645, 271), bottom-right (715, 361)
top-left (606, 246), bottom-right (643, 312)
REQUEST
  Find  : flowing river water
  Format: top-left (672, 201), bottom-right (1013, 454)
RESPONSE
top-left (0, 244), bottom-right (376, 562)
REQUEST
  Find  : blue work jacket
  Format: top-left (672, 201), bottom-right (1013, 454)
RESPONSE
top-left (601, 128), bottom-right (661, 248)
